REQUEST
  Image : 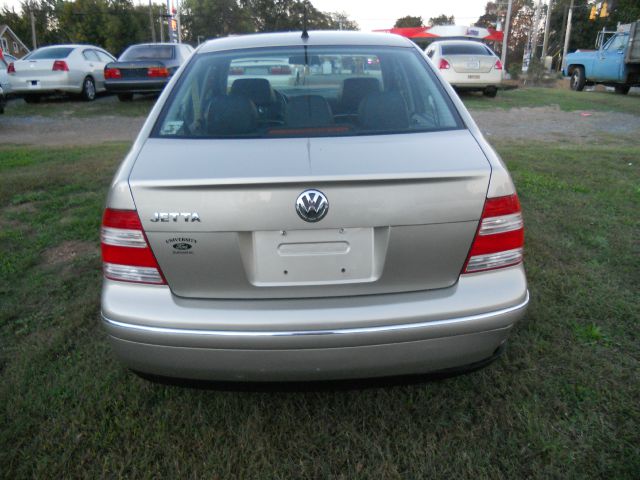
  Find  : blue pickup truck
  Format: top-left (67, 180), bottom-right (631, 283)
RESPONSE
top-left (564, 21), bottom-right (640, 94)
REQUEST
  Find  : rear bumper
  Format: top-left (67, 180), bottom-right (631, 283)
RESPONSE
top-left (11, 73), bottom-right (81, 95)
top-left (441, 70), bottom-right (503, 89)
top-left (102, 265), bottom-right (529, 381)
top-left (105, 79), bottom-right (168, 93)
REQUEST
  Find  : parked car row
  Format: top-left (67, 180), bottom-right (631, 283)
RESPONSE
top-left (0, 42), bottom-right (194, 103)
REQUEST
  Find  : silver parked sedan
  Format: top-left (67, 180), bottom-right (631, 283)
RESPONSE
top-left (101, 31), bottom-right (528, 382)
top-left (8, 44), bottom-right (115, 102)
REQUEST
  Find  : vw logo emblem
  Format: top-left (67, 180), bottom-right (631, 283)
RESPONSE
top-left (296, 189), bottom-right (329, 222)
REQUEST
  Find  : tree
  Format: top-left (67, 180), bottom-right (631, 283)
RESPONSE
top-left (394, 15), bottom-right (423, 28)
top-left (476, 0), bottom-right (534, 70)
top-left (327, 11), bottom-right (359, 31)
top-left (428, 14), bottom-right (454, 26)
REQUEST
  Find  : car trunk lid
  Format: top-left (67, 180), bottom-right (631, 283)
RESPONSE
top-left (446, 55), bottom-right (495, 74)
top-left (128, 129), bottom-right (491, 299)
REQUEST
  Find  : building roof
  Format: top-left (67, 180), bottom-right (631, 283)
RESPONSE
top-left (0, 24), bottom-right (31, 53)
top-left (199, 31), bottom-right (414, 54)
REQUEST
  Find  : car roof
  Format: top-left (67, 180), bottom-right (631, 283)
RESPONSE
top-left (431, 40), bottom-right (487, 46)
top-left (32, 44), bottom-right (105, 51)
top-left (199, 31), bottom-right (414, 54)
top-left (126, 43), bottom-right (177, 48)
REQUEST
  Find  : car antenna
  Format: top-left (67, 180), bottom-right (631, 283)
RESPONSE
top-left (301, 2), bottom-right (309, 40)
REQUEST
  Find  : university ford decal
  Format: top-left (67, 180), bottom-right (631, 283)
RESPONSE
top-left (166, 237), bottom-right (197, 254)
top-left (151, 212), bottom-right (201, 222)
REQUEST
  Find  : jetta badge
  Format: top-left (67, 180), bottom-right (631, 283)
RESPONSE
top-left (296, 189), bottom-right (329, 222)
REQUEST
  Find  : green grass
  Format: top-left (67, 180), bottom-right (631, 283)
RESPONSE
top-left (1, 142), bottom-right (639, 478)
top-left (461, 86), bottom-right (640, 114)
top-left (3, 94), bottom-right (155, 117)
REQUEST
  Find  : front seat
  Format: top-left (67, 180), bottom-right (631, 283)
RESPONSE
top-left (339, 77), bottom-right (381, 114)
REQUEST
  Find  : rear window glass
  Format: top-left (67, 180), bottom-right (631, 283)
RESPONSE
top-left (154, 45), bottom-right (462, 139)
top-left (441, 43), bottom-right (492, 56)
top-left (27, 47), bottom-right (74, 60)
top-left (121, 45), bottom-right (175, 61)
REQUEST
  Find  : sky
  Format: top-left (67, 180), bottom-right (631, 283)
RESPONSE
top-left (312, 0), bottom-right (488, 31)
top-left (0, 0), bottom-right (489, 32)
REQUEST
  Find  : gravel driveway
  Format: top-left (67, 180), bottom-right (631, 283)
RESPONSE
top-left (1, 103), bottom-right (639, 147)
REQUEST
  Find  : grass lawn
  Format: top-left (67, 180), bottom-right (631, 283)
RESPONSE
top-left (1, 140), bottom-right (639, 478)
top-left (461, 86), bottom-right (640, 114)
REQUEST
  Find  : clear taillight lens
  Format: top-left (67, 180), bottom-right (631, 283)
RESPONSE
top-left (463, 194), bottom-right (524, 274)
top-left (101, 209), bottom-right (166, 284)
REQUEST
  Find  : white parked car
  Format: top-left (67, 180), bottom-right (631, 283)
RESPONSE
top-left (0, 55), bottom-right (11, 95)
top-left (425, 40), bottom-right (503, 97)
top-left (7, 44), bottom-right (116, 102)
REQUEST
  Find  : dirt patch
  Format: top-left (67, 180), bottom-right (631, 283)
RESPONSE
top-left (0, 115), bottom-right (146, 147)
top-left (471, 105), bottom-right (640, 143)
top-left (1, 101), bottom-right (638, 147)
top-left (43, 240), bottom-right (99, 265)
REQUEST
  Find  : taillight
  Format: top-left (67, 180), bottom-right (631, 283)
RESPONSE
top-left (52, 60), bottom-right (69, 72)
top-left (494, 59), bottom-right (503, 70)
top-left (101, 209), bottom-right (166, 284)
top-left (104, 67), bottom-right (121, 79)
top-left (7, 62), bottom-right (15, 74)
top-left (147, 67), bottom-right (169, 78)
top-left (462, 194), bottom-right (524, 274)
top-left (269, 65), bottom-right (291, 75)
top-left (439, 58), bottom-right (451, 70)
top-left (229, 67), bottom-right (244, 75)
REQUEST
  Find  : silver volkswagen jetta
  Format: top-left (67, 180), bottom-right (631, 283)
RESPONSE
top-left (101, 31), bottom-right (528, 382)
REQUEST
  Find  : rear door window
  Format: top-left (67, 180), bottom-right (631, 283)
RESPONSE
top-left (154, 45), bottom-right (462, 139)
top-left (82, 50), bottom-right (100, 62)
top-left (96, 50), bottom-right (115, 62)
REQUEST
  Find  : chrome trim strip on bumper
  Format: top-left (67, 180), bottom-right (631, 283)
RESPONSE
top-left (104, 290), bottom-right (529, 338)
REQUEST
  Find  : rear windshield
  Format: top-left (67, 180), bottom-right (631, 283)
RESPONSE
top-left (441, 43), bottom-right (492, 56)
top-left (26, 47), bottom-right (74, 60)
top-left (121, 45), bottom-right (175, 61)
top-left (153, 45), bottom-right (462, 139)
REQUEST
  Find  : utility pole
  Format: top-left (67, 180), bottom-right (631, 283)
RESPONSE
top-left (500, 0), bottom-right (513, 70)
top-left (541, 0), bottom-right (553, 61)
top-left (149, 0), bottom-right (156, 42)
top-left (561, 0), bottom-right (574, 71)
top-left (530, 0), bottom-right (543, 60)
top-left (30, 9), bottom-right (37, 49)
top-left (176, 0), bottom-right (182, 43)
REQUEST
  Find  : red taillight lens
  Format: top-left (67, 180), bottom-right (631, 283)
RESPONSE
top-left (104, 67), bottom-right (121, 79)
top-left (494, 59), bottom-right (503, 70)
top-left (229, 67), bottom-right (244, 75)
top-left (462, 194), bottom-right (524, 274)
top-left (269, 65), bottom-right (291, 75)
top-left (52, 60), bottom-right (69, 72)
top-left (7, 62), bottom-right (15, 74)
top-left (101, 209), bottom-right (166, 284)
top-left (147, 67), bottom-right (169, 78)
top-left (439, 58), bottom-right (451, 70)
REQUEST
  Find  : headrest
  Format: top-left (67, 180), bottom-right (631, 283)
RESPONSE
top-left (285, 95), bottom-right (334, 127)
top-left (230, 78), bottom-right (275, 105)
top-left (358, 91), bottom-right (410, 131)
top-left (207, 95), bottom-right (258, 135)
top-left (340, 77), bottom-right (381, 113)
